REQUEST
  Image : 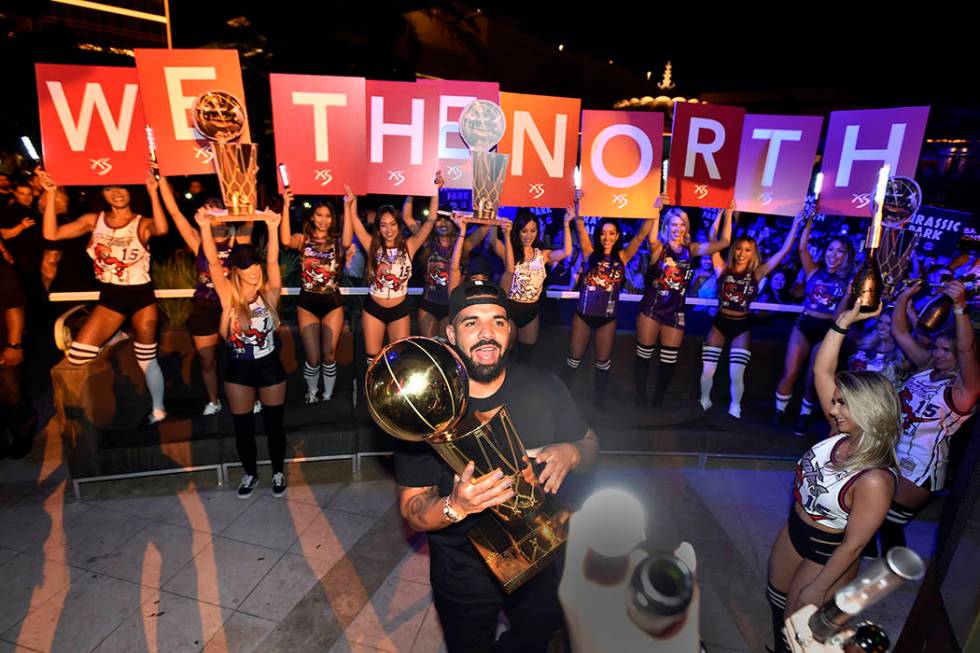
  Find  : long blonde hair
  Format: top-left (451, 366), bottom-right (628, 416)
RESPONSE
top-left (833, 371), bottom-right (901, 473)
top-left (227, 267), bottom-right (280, 334)
top-left (659, 208), bottom-right (691, 247)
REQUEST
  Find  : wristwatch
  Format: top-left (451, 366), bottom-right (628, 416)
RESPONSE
top-left (443, 497), bottom-right (464, 523)
top-left (5, 343), bottom-right (22, 350)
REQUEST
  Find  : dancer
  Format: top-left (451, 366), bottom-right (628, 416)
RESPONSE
top-left (635, 202), bottom-right (732, 406)
top-left (40, 169), bottom-right (169, 424)
top-left (878, 279), bottom-right (978, 553)
top-left (280, 186), bottom-right (354, 403)
top-left (197, 210), bottom-right (288, 498)
top-left (351, 172), bottom-right (443, 365)
top-left (564, 211), bottom-right (656, 408)
top-left (501, 208), bottom-right (574, 363)
top-left (700, 211), bottom-right (803, 417)
top-left (773, 213), bottom-right (855, 434)
top-left (159, 177), bottom-right (253, 414)
top-left (766, 301), bottom-right (899, 653)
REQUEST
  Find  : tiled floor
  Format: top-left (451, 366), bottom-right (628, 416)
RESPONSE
top-left (0, 445), bottom-right (938, 652)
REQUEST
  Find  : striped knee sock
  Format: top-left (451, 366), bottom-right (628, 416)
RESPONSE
top-left (134, 342), bottom-right (165, 413)
top-left (321, 362), bottom-right (337, 400)
top-left (775, 392), bottom-right (791, 413)
top-left (700, 345), bottom-right (723, 410)
top-left (303, 362), bottom-right (319, 396)
top-left (728, 348), bottom-right (751, 417)
top-left (67, 341), bottom-right (100, 365)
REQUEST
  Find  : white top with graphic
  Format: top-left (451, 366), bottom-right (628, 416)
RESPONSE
top-left (897, 369), bottom-right (976, 491)
top-left (227, 295), bottom-right (276, 360)
top-left (86, 212), bottom-right (151, 286)
top-left (508, 248), bottom-right (548, 304)
top-left (370, 247), bottom-right (412, 300)
top-left (794, 434), bottom-right (873, 532)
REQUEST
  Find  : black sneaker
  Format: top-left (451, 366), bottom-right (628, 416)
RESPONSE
top-left (237, 474), bottom-right (259, 499)
top-left (272, 472), bottom-right (287, 498)
top-left (793, 414), bottom-right (811, 437)
top-left (769, 409), bottom-right (785, 427)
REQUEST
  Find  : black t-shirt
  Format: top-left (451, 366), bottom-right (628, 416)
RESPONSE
top-left (0, 202), bottom-right (42, 266)
top-left (393, 362), bottom-right (589, 601)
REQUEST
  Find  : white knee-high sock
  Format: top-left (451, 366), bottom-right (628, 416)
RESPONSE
top-left (134, 342), bottom-right (165, 413)
top-left (321, 362), bottom-right (337, 400)
top-left (729, 348), bottom-right (751, 418)
top-left (700, 345), bottom-right (723, 410)
top-left (303, 362), bottom-right (319, 396)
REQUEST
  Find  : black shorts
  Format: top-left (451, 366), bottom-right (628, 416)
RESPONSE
top-left (638, 303), bottom-right (686, 330)
top-left (795, 314), bottom-right (834, 345)
top-left (297, 290), bottom-right (343, 319)
top-left (418, 297), bottom-right (449, 321)
top-left (187, 297), bottom-right (222, 336)
top-left (0, 264), bottom-right (25, 311)
top-left (712, 313), bottom-right (753, 340)
top-left (788, 507), bottom-right (844, 564)
top-left (225, 353), bottom-right (287, 388)
top-left (575, 311), bottom-right (615, 330)
top-left (508, 299), bottom-right (540, 328)
top-left (363, 295), bottom-right (413, 323)
top-left (97, 282), bottom-right (156, 315)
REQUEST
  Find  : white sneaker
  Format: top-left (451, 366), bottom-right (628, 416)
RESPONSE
top-left (728, 403), bottom-right (742, 419)
top-left (699, 397), bottom-right (713, 411)
top-left (148, 408), bottom-right (167, 425)
top-left (304, 390), bottom-right (318, 405)
top-left (202, 400), bottom-right (222, 416)
top-left (253, 400), bottom-right (262, 414)
top-left (272, 472), bottom-right (287, 498)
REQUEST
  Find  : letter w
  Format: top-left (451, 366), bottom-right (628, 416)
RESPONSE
top-left (46, 82), bottom-right (139, 152)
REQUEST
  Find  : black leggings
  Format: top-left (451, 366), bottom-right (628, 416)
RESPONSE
top-left (432, 564), bottom-right (563, 653)
top-left (233, 403), bottom-right (286, 476)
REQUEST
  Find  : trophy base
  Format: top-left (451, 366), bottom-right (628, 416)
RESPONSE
top-left (466, 494), bottom-right (570, 594)
top-left (449, 210), bottom-right (511, 227)
top-left (206, 209), bottom-right (262, 223)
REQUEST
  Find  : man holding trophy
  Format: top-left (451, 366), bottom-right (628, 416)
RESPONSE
top-left (378, 280), bottom-right (598, 651)
top-left (364, 98), bottom-right (596, 650)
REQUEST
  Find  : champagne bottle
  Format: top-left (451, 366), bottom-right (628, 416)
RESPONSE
top-left (808, 547), bottom-right (924, 643)
top-left (843, 624), bottom-right (890, 653)
top-left (848, 167), bottom-right (887, 312)
top-left (849, 247), bottom-right (883, 313)
top-left (917, 274), bottom-right (976, 332)
top-left (626, 554), bottom-right (693, 637)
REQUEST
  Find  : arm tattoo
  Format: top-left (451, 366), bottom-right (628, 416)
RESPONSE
top-left (407, 486), bottom-right (439, 522)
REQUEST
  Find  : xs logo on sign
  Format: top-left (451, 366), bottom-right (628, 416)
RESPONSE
top-left (852, 193), bottom-right (872, 209)
top-left (388, 170), bottom-right (406, 186)
top-left (314, 169), bottom-right (333, 186)
top-left (612, 193), bottom-right (629, 209)
top-left (194, 146), bottom-right (214, 164)
top-left (694, 185), bottom-right (709, 200)
top-left (89, 158), bottom-right (112, 176)
top-left (757, 192), bottom-right (774, 206)
top-left (446, 165), bottom-right (463, 181)
top-left (528, 183), bottom-right (545, 199)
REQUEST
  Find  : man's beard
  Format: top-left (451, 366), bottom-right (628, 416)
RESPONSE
top-left (454, 338), bottom-right (509, 383)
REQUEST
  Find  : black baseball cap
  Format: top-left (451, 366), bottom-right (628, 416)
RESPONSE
top-left (228, 244), bottom-right (261, 270)
top-left (448, 280), bottom-right (509, 322)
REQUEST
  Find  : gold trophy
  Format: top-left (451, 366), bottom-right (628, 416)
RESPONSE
top-left (456, 99), bottom-right (511, 227)
top-left (192, 91), bottom-right (258, 221)
top-left (365, 337), bottom-right (569, 593)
